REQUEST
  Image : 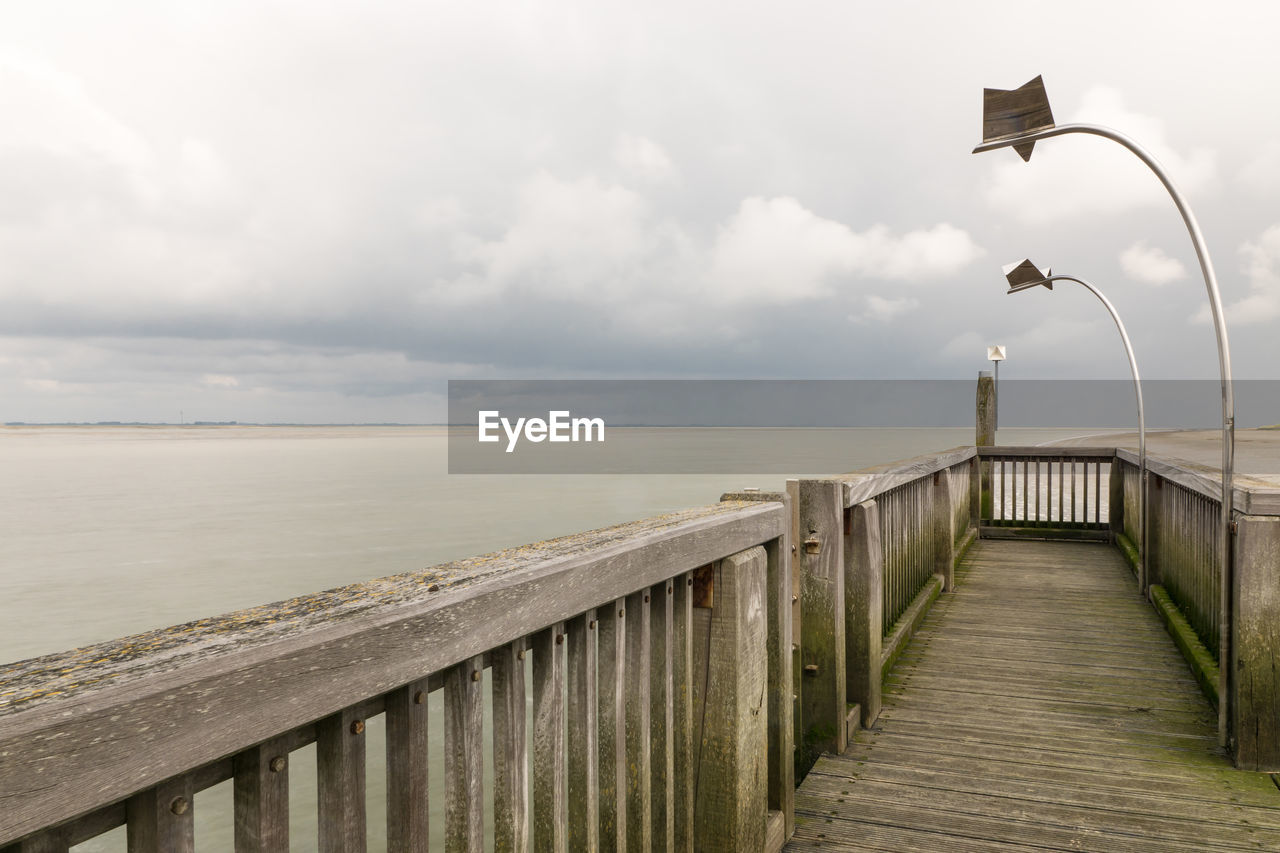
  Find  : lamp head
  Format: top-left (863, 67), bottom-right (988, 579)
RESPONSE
top-left (1003, 258), bottom-right (1053, 293)
top-left (979, 75), bottom-right (1055, 161)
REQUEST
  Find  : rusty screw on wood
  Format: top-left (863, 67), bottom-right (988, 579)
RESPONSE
top-left (350, 719), bottom-right (365, 735)
top-left (803, 537), bottom-right (821, 555)
top-left (413, 691), bottom-right (426, 704)
top-left (792, 594), bottom-right (799, 603)
top-left (803, 664), bottom-right (820, 676)
top-left (555, 633), bottom-right (564, 645)
top-left (687, 577), bottom-right (694, 585)
top-left (588, 620), bottom-right (597, 630)
top-left (643, 594), bottom-right (650, 603)
top-left (269, 755), bottom-right (287, 773)
top-left (427, 583), bottom-right (440, 592)
top-left (618, 608), bottom-right (624, 617)
top-left (170, 796), bottom-right (189, 816)
top-left (517, 649), bottom-right (526, 660)
top-left (471, 669), bottom-right (482, 682)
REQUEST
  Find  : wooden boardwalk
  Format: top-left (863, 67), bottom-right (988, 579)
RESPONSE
top-left (786, 539), bottom-right (1280, 852)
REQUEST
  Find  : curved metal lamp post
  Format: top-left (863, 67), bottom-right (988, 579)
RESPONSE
top-left (975, 76), bottom-right (1235, 747)
top-left (1003, 260), bottom-right (1147, 591)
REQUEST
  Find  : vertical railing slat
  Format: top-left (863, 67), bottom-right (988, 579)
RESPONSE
top-left (318, 707), bottom-right (367, 853)
top-left (494, 641), bottom-right (530, 853)
top-left (651, 584), bottom-right (675, 852)
top-left (386, 680), bottom-right (430, 853)
top-left (445, 656), bottom-right (485, 852)
top-left (568, 612), bottom-right (600, 853)
top-left (533, 625), bottom-right (567, 853)
top-left (625, 588), bottom-right (652, 852)
top-left (234, 737), bottom-right (291, 852)
top-left (127, 776), bottom-right (195, 853)
top-left (673, 572), bottom-right (696, 851)
top-left (597, 599), bottom-right (626, 852)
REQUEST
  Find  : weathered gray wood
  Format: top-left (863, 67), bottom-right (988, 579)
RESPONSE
top-left (385, 680), bottom-right (429, 853)
top-left (126, 776), bottom-right (194, 853)
top-left (765, 523), bottom-right (794, 839)
top-left (1114, 446), bottom-right (1280, 515)
top-left (785, 479), bottom-right (803, 784)
top-left (493, 641), bottom-right (529, 853)
top-left (532, 626), bottom-right (566, 853)
top-left (787, 538), bottom-right (1280, 852)
top-left (0, 502), bottom-right (784, 846)
top-left (596, 600), bottom-right (626, 853)
top-left (845, 500), bottom-right (882, 728)
top-left (13, 831), bottom-right (68, 853)
top-left (233, 737), bottom-right (290, 852)
top-left (624, 590), bottom-right (651, 852)
top-left (1146, 475), bottom-right (1165, 592)
top-left (1231, 516), bottom-right (1280, 771)
top-left (794, 480), bottom-right (845, 769)
top-left (318, 707), bottom-right (366, 853)
top-left (840, 446), bottom-right (977, 508)
top-left (672, 572), bottom-right (695, 852)
top-left (977, 372), bottom-right (994, 518)
top-left (931, 471), bottom-right (955, 591)
top-left (692, 547), bottom-right (768, 852)
top-left (978, 445), bottom-right (1116, 459)
top-left (1109, 455), bottom-right (1125, 538)
top-left (650, 586), bottom-right (674, 852)
top-left (444, 656), bottom-right (484, 852)
top-left (567, 613), bottom-right (599, 852)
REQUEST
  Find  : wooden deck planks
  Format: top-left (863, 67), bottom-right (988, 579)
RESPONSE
top-left (786, 539), bottom-right (1280, 851)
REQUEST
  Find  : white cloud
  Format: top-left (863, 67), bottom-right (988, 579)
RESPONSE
top-left (462, 171), bottom-right (651, 299)
top-left (707, 197), bottom-right (983, 304)
top-left (1195, 224), bottom-right (1280, 326)
top-left (983, 87), bottom-right (1217, 224)
top-left (851, 295), bottom-right (920, 324)
top-left (1237, 141), bottom-right (1280, 195)
top-left (613, 134), bottom-right (674, 181)
top-left (1119, 241), bottom-right (1185, 285)
top-left (202, 374), bottom-right (240, 388)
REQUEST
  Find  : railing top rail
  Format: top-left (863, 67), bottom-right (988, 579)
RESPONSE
top-left (0, 499), bottom-right (785, 844)
top-left (976, 445), bottom-right (1117, 459)
top-left (837, 445), bottom-right (976, 508)
top-left (1112, 447), bottom-right (1280, 515)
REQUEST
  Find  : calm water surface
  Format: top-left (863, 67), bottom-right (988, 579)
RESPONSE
top-left (0, 424), bottom-right (1110, 851)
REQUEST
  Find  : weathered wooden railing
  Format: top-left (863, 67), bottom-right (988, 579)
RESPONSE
top-left (787, 447), bottom-right (979, 772)
top-left (0, 500), bottom-right (793, 852)
top-left (5, 436), bottom-right (1280, 851)
top-left (978, 446), bottom-right (1113, 538)
top-left (979, 444), bottom-right (1280, 771)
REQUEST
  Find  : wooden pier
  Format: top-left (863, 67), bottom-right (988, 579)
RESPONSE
top-left (3, 390), bottom-right (1280, 851)
top-left (788, 538), bottom-right (1280, 851)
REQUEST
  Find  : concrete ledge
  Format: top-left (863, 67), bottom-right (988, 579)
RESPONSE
top-left (1115, 532), bottom-right (1140, 578)
top-left (1150, 584), bottom-right (1219, 710)
top-left (880, 574), bottom-right (942, 681)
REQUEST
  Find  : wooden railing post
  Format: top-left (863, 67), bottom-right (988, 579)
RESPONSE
top-left (976, 372), bottom-right (995, 520)
top-left (127, 777), bottom-right (194, 853)
top-left (788, 479), bottom-right (846, 772)
top-left (1108, 457), bottom-right (1125, 541)
top-left (1145, 475), bottom-right (1164, 594)
top-left (234, 737), bottom-right (291, 852)
top-left (691, 546), bottom-right (768, 853)
top-left (721, 489), bottom-right (795, 843)
top-left (932, 471), bottom-right (955, 592)
top-left (845, 499), bottom-right (882, 728)
top-left (1231, 515), bottom-right (1280, 771)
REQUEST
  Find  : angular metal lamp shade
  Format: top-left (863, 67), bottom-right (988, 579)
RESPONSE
top-left (981, 75), bottom-right (1056, 161)
top-left (1003, 259), bottom-right (1053, 291)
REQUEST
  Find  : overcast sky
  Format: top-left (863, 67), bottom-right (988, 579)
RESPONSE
top-left (3, 1), bottom-right (1280, 422)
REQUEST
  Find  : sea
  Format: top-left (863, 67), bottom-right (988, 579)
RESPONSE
top-left (0, 424), bottom-right (1113, 851)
